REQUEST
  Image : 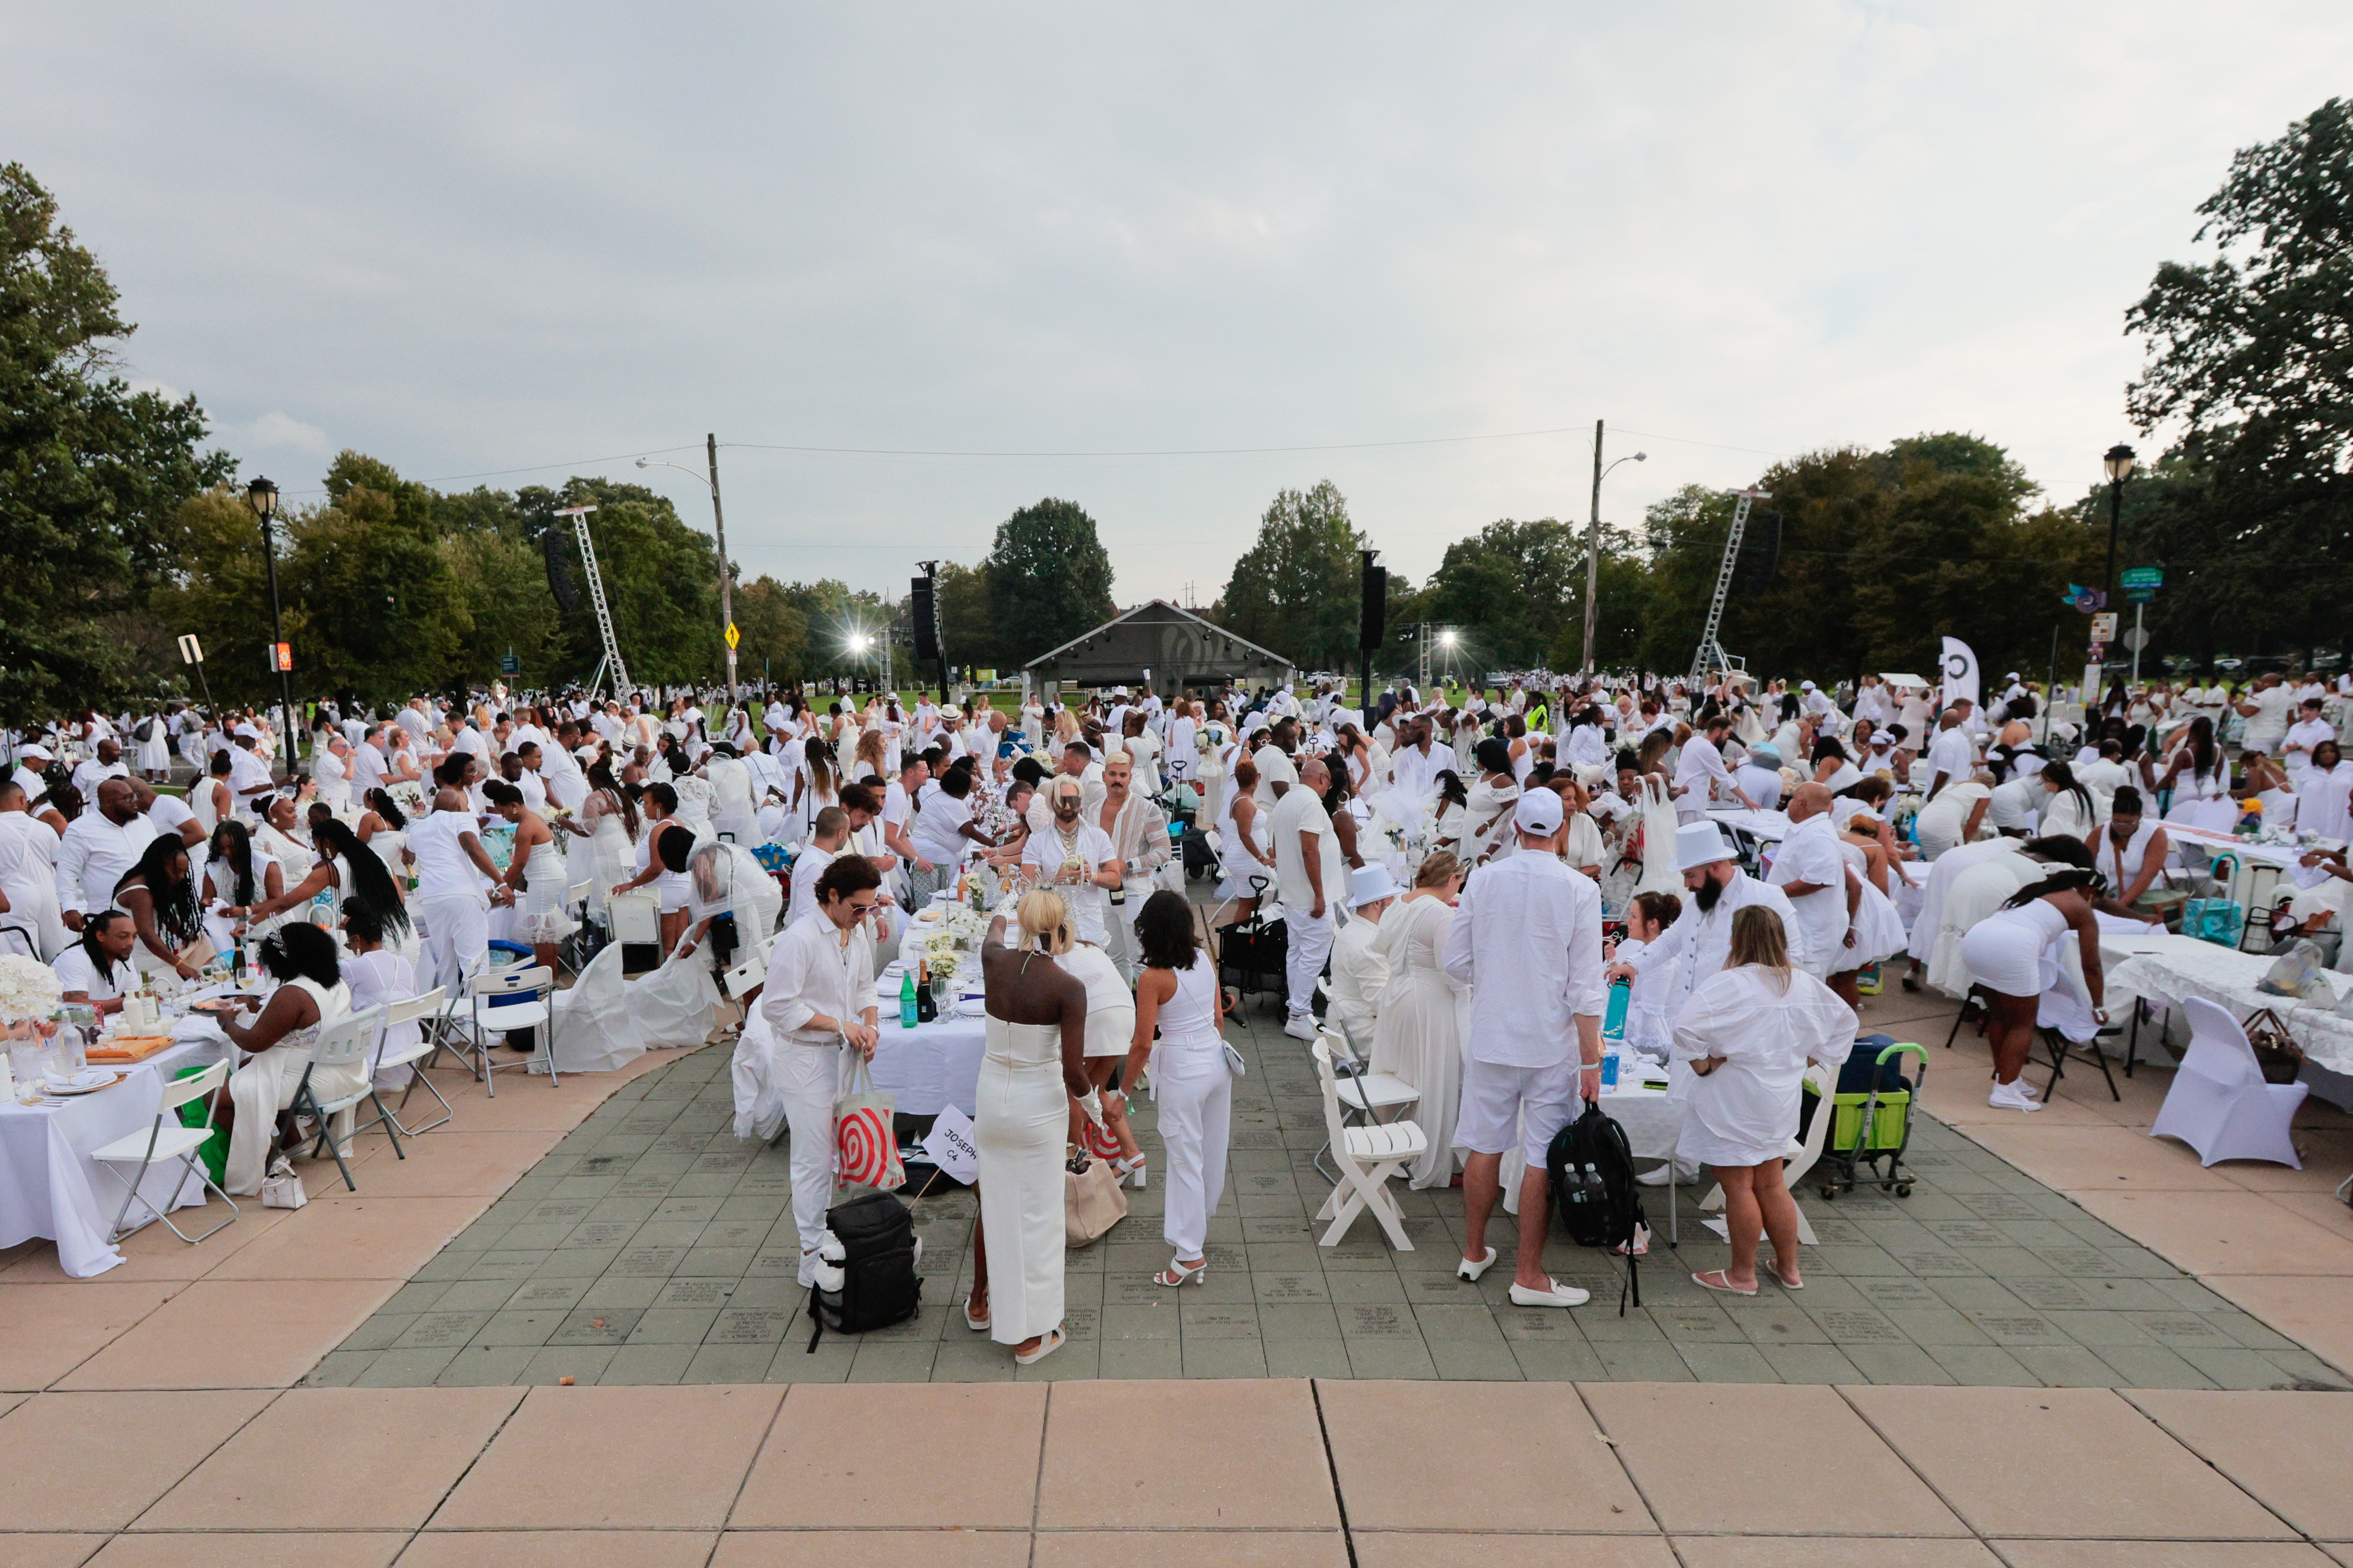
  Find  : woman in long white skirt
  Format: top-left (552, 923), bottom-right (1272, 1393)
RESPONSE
top-left (1117, 890), bottom-right (1232, 1288)
top-left (967, 891), bottom-right (1089, 1365)
top-left (213, 925), bottom-right (356, 1195)
top-left (1367, 852), bottom-right (1468, 1188)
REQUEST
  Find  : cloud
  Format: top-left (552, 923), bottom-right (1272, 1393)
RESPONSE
top-left (242, 411), bottom-right (332, 455)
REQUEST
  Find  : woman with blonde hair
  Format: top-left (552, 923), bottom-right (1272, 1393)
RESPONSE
top-left (1368, 850), bottom-right (1469, 1187)
top-left (966, 888), bottom-right (1091, 1364)
top-left (853, 728), bottom-right (889, 785)
top-left (1674, 905), bottom-right (1857, 1296)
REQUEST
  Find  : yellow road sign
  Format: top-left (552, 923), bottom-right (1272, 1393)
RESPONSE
top-left (725, 621), bottom-right (740, 650)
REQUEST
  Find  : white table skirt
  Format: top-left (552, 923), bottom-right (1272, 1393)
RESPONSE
top-left (0, 1030), bottom-right (229, 1278)
top-left (866, 1011), bottom-right (988, 1118)
top-left (2102, 930), bottom-right (2353, 1077)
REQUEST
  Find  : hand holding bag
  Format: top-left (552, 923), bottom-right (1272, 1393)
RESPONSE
top-left (834, 1059), bottom-right (904, 1192)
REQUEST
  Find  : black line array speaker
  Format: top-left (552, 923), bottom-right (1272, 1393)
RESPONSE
top-left (910, 574), bottom-right (940, 660)
top-left (1359, 563), bottom-right (1388, 652)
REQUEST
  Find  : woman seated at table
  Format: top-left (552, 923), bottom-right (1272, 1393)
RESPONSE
top-left (114, 835), bottom-right (208, 982)
top-left (2086, 786), bottom-right (2171, 926)
top-left (202, 819), bottom-right (283, 958)
top-left (214, 923), bottom-right (355, 1195)
top-left (1675, 905), bottom-right (1858, 1296)
top-left (53, 909), bottom-right (137, 1019)
top-left (341, 903), bottom-right (420, 1091)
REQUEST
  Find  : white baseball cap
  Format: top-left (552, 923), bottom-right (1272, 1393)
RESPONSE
top-left (1674, 821), bottom-right (1737, 872)
top-left (1512, 790), bottom-right (1565, 836)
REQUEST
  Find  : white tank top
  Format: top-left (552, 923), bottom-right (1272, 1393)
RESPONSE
top-left (1156, 954), bottom-right (1220, 1047)
top-left (2096, 820), bottom-right (2158, 893)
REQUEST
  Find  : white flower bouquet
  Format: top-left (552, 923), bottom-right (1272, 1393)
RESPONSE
top-left (0, 954), bottom-right (63, 1027)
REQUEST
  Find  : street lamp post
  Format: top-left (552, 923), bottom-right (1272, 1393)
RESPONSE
top-left (245, 476), bottom-right (300, 778)
top-left (637, 436), bottom-right (738, 713)
top-left (2101, 444), bottom-right (2136, 601)
top-left (1580, 421), bottom-right (1646, 676)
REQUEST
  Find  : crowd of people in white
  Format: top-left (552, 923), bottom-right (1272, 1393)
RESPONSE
top-left (4, 657), bottom-right (2347, 1331)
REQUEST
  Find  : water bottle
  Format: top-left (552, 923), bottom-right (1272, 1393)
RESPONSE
top-left (1603, 976), bottom-right (1632, 1040)
top-left (899, 968), bottom-right (918, 1029)
top-left (1600, 1042), bottom-right (1621, 1091)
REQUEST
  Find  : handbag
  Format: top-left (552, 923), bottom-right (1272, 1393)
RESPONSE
top-left (2241, 1006), bottom-right (2305, 1086)
top-left (259, 1154), bottom-right (308, 1210)
top-left (833, 1060), bottom-right (904, 1191)
top-left (1064, 1150), bottom-right (1129, 1247)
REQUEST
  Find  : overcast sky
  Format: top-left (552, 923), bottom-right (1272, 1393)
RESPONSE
top-left (9, 3), bottom-right (2346, 606)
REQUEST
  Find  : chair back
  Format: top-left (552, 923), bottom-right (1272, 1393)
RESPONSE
top-left (567, 879), bottom-right (593, 913)
top-left (722, 952), bottom-right (764, 1000)
top-left (161, 1058), bottom-right (230, 1114)
top-left (1311, 1039), bottom-right (1350, 1149)
top-left (2180, 996), bottom-right (2262, 1087)
top-left (471, 965), bottom-right (553, 1001)
top-left (609, 889), bottom-right (660, 944)
top-left (311, 1005), bottom-right (387, 1068)
top-left (383, 987), bottom-right (448, 1030)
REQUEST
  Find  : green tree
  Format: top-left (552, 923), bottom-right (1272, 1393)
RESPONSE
top-left (1215, 480), bottom-right (1364, 672)
top-left (733, 575), bottom-right (810, 682)
top-left (932, 559), bottom-right (997, 674)
top-left (983, 498), bottom-right (1117, 667)
top-left (2124, 96), bottom-right (2353, 663)
top-left (1424, 517), bottom-right (1582, 672)
top-left (0, 162), bottom-right (236, 719)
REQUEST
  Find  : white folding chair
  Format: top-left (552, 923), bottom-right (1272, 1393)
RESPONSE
top-left (289, 1005), bottom-right (395, 1192)
top-left (609, 888), bottom-right (660, 949)
top-left (722, 950), bottom-right (765, 1003)
top-left (1697, 1061), bottom-right (1833, 1246)
top-left (360, 987), bottom-right (453, 1137)
top-left (1311, 1025), bottom-right (1419, 1183)
top-left (2151, 997), bottom-right (2307, 1167)
top-left (93, 1058), bottom-right (238, 1244)
top-left (556, 879), bottom-right (596, 978)
top-left (465, 964), bottom-right (556, 1093)
top-left (1311, 1038), bottom-right (1426, 1250)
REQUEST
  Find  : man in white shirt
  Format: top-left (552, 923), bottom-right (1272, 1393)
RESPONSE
top-left (396, 699), bottom-right (433, 746)
top-left (1270, 756), bottom-right (1342, 1040)
top-left (1095, 751), bottom-right (1172, 979)
top-left (71, 740), bottom-right (129, 801)
top-left (1612, 820), bottom-right (1807, 1021)
top-left (55, 779), bottom-right (159, 932)
top-left (2237, 673), bottom-right (2295, 756)
top-left (313, 732), bottom-right (354, 809)
top-left (351, 727), bottom-right (390, 798)
top-left (1766, 784), bottom-right (1860, 994)
top-left (1924, 707), bottom-right (1979, 799)
top-left (226, 728), bottom-right (275, 815)
top-left (2284, 698), bottom-right (2335, 784)
top-left (1732, 745), bottom-right (1784, 812)
top-left (53, 909), bottom-right (138, 1016)
top-left (882, 756), bottom-right (926, 873)
top-left (408, 785), bottom-right (511, 997)
top-left (787, 807), bottom-right (848, 936)
top-left (1441, 789), bottom-right (1604, 1308)
top-left (1387, 716), bottom-right (1444, 806)
top-left (1022, 777), bottom-right (1120, 944)
top-left (2075, 742), bottom-right (2131, 814)
top-left (758, 853), bottom-right (880, 1286)
top-left (10, 743), bottom-right (57, 804)
top-left (0, 779), bottom-right (68, 959)
top-left (1322, 865), bottom-right (1396, 1052)
top-left (1671, 715), bottom-right (1755, 823)
top-left (1251, 727), bottom-right (1299, 808)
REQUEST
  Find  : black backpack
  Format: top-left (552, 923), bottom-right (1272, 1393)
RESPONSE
top-left (804, 1190), bottom-right (922, 1350)
top-left (1546, 1100), bottom-right (1648, 1313)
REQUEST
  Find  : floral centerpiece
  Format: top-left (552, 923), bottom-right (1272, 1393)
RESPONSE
top-left (0, 953), bottom-right (63, 1044)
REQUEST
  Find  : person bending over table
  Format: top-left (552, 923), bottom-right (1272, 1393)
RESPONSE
top-left (1959, 866), bottom-right (2106, 1113)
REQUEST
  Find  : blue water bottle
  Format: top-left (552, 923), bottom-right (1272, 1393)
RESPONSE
top-left (1603, 976), bottom-right (1632, 1041)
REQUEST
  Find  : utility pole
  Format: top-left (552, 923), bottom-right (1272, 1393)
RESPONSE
top-left (707, 434), bottom-right (738, 714)
top-left (1581, 418), bottom-right (1604, 676)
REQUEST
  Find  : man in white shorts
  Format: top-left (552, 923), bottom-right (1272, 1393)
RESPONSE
top-left (1442, 789), bottom-right (1605, 1308)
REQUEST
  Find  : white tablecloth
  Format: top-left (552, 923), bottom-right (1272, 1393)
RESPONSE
top-left (0, 1029), bottom-right (228, 1278)
top-left (2101, 931), bottom-right (2353, 1077)
top-left (866, 1010), bottom-right (988, 1118)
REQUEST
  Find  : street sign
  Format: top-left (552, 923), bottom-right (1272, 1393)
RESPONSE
top-left (2089, 613), bottom-right (2117, 642)
top-left (2121, 627), bottom-right (2150, 652)
top-left (724, 621), bottom-right (740, 651)
top-left (2120, 567), bottom-right (2164, 588)
top-left (2126, 586), bottom-right (2155, 604)
top-left (177, 634), bottom-right (204, 665)
top-left (499, 649), bottom-right (521, 676)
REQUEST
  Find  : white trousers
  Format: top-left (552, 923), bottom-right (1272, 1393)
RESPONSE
top-left (224, 1044), bottom-right (362, 1195)
top-left (1154, 1041), bottom-right (1232, 1258)
top-left (417, 894), bottom-right (489, 1000)
top-left (1103, 890), bottom-right (1144, 982)
top-left (1285, 909), bottom-right (1335, 1019)
top-left (777, 1041), bottom-right (847, 1255)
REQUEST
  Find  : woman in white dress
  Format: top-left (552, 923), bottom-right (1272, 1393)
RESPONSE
top-left (214, 923), bottom-right (356, 1195)
top-left (797, 738), bottom-right (841, 841)
top-left (1117, 890), bottom-right (1233, 1287)
top-left (2036, 760), bottom-right (2102, 841)
top-left (489, 781), bottom-right (575, 974)
top-left (1674, 906), bottom-right (1858, 1296)
top-left (966, 890), bottom-right (1089, 1366)
top-left (578, 761), bottom-right (640, 916)
top-left (2086, 786), bottom-right (2171, 924)
top-left (2156, 716), bottom-right (2233, 832)
top-left (1960, 865), bottom-right (2106, 1112)
top-left (201, 819), bottom-right (284, 959)
top-left (1462, 738), bottom-right (1523, 865)
top-left (1213, 756), bottom-right (1274, 919)
top-left (1367, 851), bottom-right (1468, 1188)
top-left (1913, 774), bottom-right (1993, 860)
top-left (1121, 712), bottom-right (1162, 797)
top-left (133, 711), bottom-right (171, 781)
top-left (1058, 936), bottom-right (1143, 1181)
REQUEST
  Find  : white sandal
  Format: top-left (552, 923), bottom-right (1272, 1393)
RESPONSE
top-left (964, 1295), bottom-right (990, 1332)
top-left (1154, 1257), bottom-right (1207, 1288)
top-left (1114, 1153), bottom-right (1149, 1190)
top-left (1014, 1326), bottom-right (1066, 1365)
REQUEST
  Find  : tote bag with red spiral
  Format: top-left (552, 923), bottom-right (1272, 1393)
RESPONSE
top-left (834, 1060), bottom-right (904, 1192)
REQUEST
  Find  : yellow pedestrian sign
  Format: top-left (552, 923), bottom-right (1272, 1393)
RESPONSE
top-left (725, 621), bottom-right (740, 650)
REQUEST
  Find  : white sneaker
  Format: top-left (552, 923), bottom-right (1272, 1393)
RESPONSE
top-left (1282, 1015), bottom-right (1319, 1041)
top-left (1636, 1161), bottom-right (1699, 1186)
top-left (1988, 1080), bottom-right (2043, 1113)
top-left (1509, 1279), bottom-right (1591, 1309)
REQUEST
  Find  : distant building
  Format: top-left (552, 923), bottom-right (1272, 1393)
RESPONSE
top-left (1024, 599), bottom-right (1295, 703)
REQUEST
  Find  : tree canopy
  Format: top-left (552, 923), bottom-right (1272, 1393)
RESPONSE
top-left (981, 497), bottom-right (1118, 668)
top-left (1215, 480), bottom-right (1366, 672)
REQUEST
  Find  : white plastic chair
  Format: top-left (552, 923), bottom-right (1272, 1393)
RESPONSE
top-left (2150, 997), bottom-right (2307, 1167)
top-left (608, 888), bottom-right (660, 949)
top-left (722, 950), bottom-right (765, 1002)
top-left (93, 1058), bottom-right (237, 1244)
top-left (464, 964), bottom-right (556, 1094)
top-left (1311, 1038), bottom-right (1427, 1250)
top-left (1311, 1025), bottom-right (1419, 1183)
top-left (1698, 1061), bottom-right (1834, 1247)
top-left (289, 1004), bottom-right (395, 1192)
top-left (364, 987), bottom-right (452, 1137)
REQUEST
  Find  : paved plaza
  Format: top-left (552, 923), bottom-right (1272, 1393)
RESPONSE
top-left (304, 988), bottom-right (2350, 1390)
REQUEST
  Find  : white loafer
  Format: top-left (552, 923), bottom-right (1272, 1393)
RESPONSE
top-left (1456, 1246), bottom-right (1498, 1282)
top-left (1508, 1279), bottom-right (1591, 1309)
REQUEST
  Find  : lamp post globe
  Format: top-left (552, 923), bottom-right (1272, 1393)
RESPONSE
top-left (2100, 443), bottom-right (2137, 599)
top-left (244, 475), bottom-right (298, 776)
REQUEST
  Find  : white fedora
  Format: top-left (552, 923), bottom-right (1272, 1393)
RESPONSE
top-left (1674, 821), bottom-right (1737, 872)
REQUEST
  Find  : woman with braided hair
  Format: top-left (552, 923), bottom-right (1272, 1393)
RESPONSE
top-left (1959, 864), bottom-right (2107, 1112)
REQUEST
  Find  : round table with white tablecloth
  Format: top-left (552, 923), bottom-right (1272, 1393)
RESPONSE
top-left (0, 1018), bottom-right (231, 1278)
top-left (2100, 928), bottom-right (2353, 1079)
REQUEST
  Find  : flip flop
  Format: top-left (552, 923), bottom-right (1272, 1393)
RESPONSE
top-left (1768, 1261), bottom-right (1803, 1290)
top-left (1692, 1269), bottom-right (1759, 1297)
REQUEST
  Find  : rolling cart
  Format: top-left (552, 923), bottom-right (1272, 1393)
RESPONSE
top-left (1811, 1040), bottom-right (1928, 1200)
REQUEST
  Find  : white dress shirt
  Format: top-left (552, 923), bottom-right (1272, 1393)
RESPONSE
top-left (1441, 850), bottom-right (1604, 1069)
top-left (761, 908), bottom-right (877, 1047)
top-left (54, 811), bottom-right (160, 916)
top-left (1925, 725), bottom-right (1977, 790)
top-left (1765, 812), bottom-right (1852, 968)
top-left (1621, 871), bottom-right (1806, 1021)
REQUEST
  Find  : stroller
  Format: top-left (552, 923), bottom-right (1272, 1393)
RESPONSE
top-left (1806, 1037), bottom-right (1928, 1200)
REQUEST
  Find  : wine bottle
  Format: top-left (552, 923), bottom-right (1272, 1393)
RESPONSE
top-left (914, 958), bottom-right (937, 1023)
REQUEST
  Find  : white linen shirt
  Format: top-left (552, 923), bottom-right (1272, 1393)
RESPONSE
top-left (1765, 812), bottom-right (1852, 965)
top-left (1441, 849), bottom-right (1604, 1069)
top-left (1925, 725), bottom-right (1976, 790)
top-left (54, 811), bottom-right (160, 916)
top-left (1673, 964), bottom-right (1857, 1166)
top-left (761, 908), bottom-right (877, 1047)
top-left (1621, 871), bottom-right (1807, 1021)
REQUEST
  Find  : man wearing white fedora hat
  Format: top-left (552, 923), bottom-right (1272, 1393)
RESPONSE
top-left (1608, 821), bottom-right (1809, 1022)
top-left (1323, 863), bottom-right (1400, 1050)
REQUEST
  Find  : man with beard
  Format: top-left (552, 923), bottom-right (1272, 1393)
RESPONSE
top-left (1607, 821), bottom-right (1807, 1020)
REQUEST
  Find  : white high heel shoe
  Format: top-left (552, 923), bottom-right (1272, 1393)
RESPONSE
top-left (1114, 1154), bottom-right (1148, 1190)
